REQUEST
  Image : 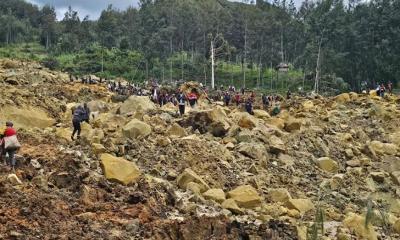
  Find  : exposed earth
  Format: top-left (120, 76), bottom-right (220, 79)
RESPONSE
top-left (0, 59), bottom-right (400, 239)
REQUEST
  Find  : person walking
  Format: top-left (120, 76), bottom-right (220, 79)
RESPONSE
top-left (71, 103), bottom-right (90, 140)
top-left (177, 91), bottom-right (187, 116)
top-left (0, 122), bottom-right (21, 171)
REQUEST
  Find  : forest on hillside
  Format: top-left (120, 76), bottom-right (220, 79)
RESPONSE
top-left (0, 0), bottom-right (399, 93)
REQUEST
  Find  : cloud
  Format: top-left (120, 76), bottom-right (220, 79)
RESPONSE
top-left (26, 0), bottom-right (139, 20)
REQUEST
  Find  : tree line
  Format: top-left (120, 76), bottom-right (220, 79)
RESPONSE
top-left (0, 0), bottom-right (399, 92)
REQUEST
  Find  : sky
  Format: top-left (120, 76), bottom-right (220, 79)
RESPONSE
top-left (26, 0), bottom-right (300, 20)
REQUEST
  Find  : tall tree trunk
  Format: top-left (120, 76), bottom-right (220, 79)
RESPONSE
top-left (314, 37), bottom-right (323, 94)
top-left (243, 23), bottom-right (247, 89)
top-left (211, 40), bottom-right (215, 89)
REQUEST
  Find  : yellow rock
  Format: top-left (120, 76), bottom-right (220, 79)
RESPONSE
top-left (368, 141), bottom-right (398, 155)
top-left (343, 213), bottom-right (377, 240)
top-left (0, 106), bottom-right (55, 129)
top-left (285, 198), bottom-right (314, 214)
top-left (119, 96), bottom-right (156, 114)
top-left (253, 109), bottom-right (270, 119)
top-left (56, 128), bottom-right (72, 142)
top-left (349, 92), bottom-right (358, 100)
top-left (335, 93), bottom-right (351, 103)
top-left (100, 153), bottom-right (141, 185)
top-left (221, 199), bottom-right (243, 214)
top-left (122, 119), bottom-right (152, 139)
top-left (227, 185), bottom-right (262, 208)
top-left (394, 219), bottom-right (400, 234)
top-left (202, 188), bottom-right (226, 203)
top-left (92, 143), bottom-right (106, 154)
top-left (317, 157), bottom-right (339, 173)
top-left (265, 117), bottom-right (285, 129)
top-left (237, 113), bottom-right (258, 129)
top-left (177, 168), bottom-right (209, 193)
top-left (391, 171), bottom-right (400, 185)
top-left (302, 100), bottom-right (314, 110)
top-left (186, 182), bottom-right (201, 195)
top-left (166, 123), bottom-right (187, 137)
top-left (269, 188), bottom-right (292, 203)
top-left (284, 118), bottom-right (302, 132)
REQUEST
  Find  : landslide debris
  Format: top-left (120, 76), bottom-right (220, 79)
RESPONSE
top-left (0, 59), bottom-right (400, 239)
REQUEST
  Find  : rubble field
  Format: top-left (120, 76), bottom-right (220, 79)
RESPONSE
top-left (0, 59), bottom-right (399, 240)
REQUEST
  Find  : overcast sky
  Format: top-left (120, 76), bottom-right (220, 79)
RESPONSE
top-left (26, 0), bottom-right (299, 20)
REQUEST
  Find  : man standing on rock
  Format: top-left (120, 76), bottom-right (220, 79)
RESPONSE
top-left (177, 91), bottom-right (187, 116)
top-left (71, 103), bottom-right (90, 140)
top-left (245, 98), bottom-right (254, 115)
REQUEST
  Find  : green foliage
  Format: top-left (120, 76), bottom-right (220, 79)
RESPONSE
top-left (40, 56), bottom-right (59, 70)
top-left (307, 207), bottom-right (325, 240)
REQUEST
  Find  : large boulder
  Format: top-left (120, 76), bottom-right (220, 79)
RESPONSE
top-left (222, 199), bottom-right (243, 214)
top-left (390, 171), bottom-right (400, 185)
top-left (317, 157), bottom-right (339, 173)
top-left (0, 106), bottom-right (55, 129)
top-left (93, 113), bottom-right (126, 130)
top-left (122, 119), bottom-right (152, 139)
top-left (285, 198), bottom-right (314, 214)
top-left (335, 93), bottom-right (351, 103)
top-left (230, 112), bottom-right (258, 129)
top-left (253, 109), bottom-right (270, 119)
top-left (177, 168), bottom-right (209, 192)
top-left (269, 188), bottom-right (292, 203)
top-left (368, 141), bottom-right (398, 155)
top-left (302, 100), bottom-right (314, 110)
top-left (269, 135), bottom-right (286, 154)
top-left (100, 154), bottom-right (141, 185)
top-left (87, 100), bottom-right (109, 113)
top-left (343, 213), bottom-right (377, 240)
top-left (284, 118), bottom-right (302, 132)
top-left (227, 185), bottom-right (262, 208)
top-left (119, 96), bottom-right (156, 114)
top-left (202, 189), bottom-right (226, 203)
top-left (265, 118), bottom-right (285, 130)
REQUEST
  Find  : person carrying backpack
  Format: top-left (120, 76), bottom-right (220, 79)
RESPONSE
top-left (71, 103), bottom-right (90, 140)
top-left (0, 121), bottom-right (21, 170)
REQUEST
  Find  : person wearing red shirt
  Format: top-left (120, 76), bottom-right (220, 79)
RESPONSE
top-left (1, 121), bottom-right (19, 170)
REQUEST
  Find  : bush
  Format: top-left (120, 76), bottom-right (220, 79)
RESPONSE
top-left (41, 57), bottom-right (59, 70)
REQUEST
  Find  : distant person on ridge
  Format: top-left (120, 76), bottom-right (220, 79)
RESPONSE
top-left (187, 89), bottom-right (198, 108)
top-left (71, 103), bottom-right (90, 140)
top-left (245, 98), bottom-right (254, 115)
top-left (224, 92), bottom-right (231, 106)
top-left (177, 91), bottom-right (187, 116)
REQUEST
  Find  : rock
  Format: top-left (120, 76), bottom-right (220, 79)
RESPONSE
top-left (100, 154), bottom-right (141, 185)
top-left (302, 100), bottom-right (314, 110)
top-left (370, 172), bottom-right (386, 183)
top-left (30, 159), bottom-right (42, 169)
top-left (166, 123), bottom-right (187, 137)
top-left (225, 142), bottom-right (235, 150)
top-left (368, 141), bottom-right (398, 155)
top-left (329, 174), bottom-right (344, 190)
top-left (186, 182), bottom-right (202, 195)
top-left (177, 168), bottom-right (209, 193)
top-left (394, 219), bottom-right (400, 234)
top-left (92, 143), bottom-right (106, 155)
top-left (390, 171), bottom-right (400, 185)
top-left (7, 174), bottom-right (22, 185)
top-left (122, 119), bottom-right (152, 139)
top-left (284, 118), bottom-right (302, 132)
top-left (119, 96), bottom-right (156, 114)
top-left (237, 142), bottom-right (266, 160)
top-left (236, 129), bottom-right (254, 143)
top-left (253, 109), bottom-right (270, 119)
top-left (269, 135), bottom-right (286, 154)
top-left (317, 157), bottom-right (339, 173)
top-left (285, 198), bottom-right (314, 214)
top-left (237, 113), bottom-right (258, 129)
top-left (202, 188), bottom-right (226, 203)
top-left (269, 188), bottom-right (292, 203)
top-left (87, 100), bottom-right (109, 113)
top-left (156, 137), bottom-right (171, 146)
top-left (265, 118), bottom-right (285, 130)
top-left (344, 149), bottom-right (354, 159)
top-left (56, 128), bottom-right (72, 142)
top-left (0, 106), bottom-right (56, 129)
top-left (346, 159), bottom-right (360, 167)
top-left (227, 185), bottom-right (262, 208)
top-left (343, 213), bottom-right (377, 240)
top-left (335, 93), bottom-right (351, 103)
top-left (349, 92), bottom-right (358, 100)
top-left (221, 199), bottom-right (243, 214)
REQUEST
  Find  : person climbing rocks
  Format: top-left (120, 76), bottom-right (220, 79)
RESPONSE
top-left (272, 103), bottom-right (281, 116)
top-left (286, 90), bottom-right (292, 99)
top-left (245, 98), bottom-right (254, 115)
top-left (224, 92), bottom-right (231, 106)
top-left (187, 89), bottom-right (198, 108)
top-left (0, 121), bottom-right (20, 171)
top-left (387, 81), bottom-right (393, 95)
top-left (235, 92), bottom-right (241, 106)
top-left (177, 91), bottom-right (187, 116)
top-left (262, 94), bottom-right (269, 109)
top-left (71, 103), bottom-right (90, 140)
top-left (379, 84), bottom-right (386, 98)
